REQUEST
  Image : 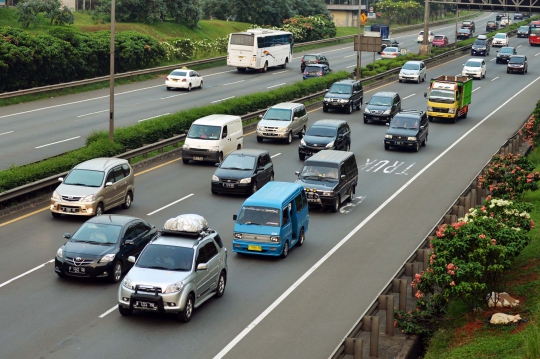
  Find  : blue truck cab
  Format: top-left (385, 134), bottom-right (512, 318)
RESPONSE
top-left (232, 182), bottom-right (309, 258)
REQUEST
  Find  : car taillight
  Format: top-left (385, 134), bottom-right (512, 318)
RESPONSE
top-left (166, 77), bottom-right (170, 81)
top-left (319, 72), bottom-right (323, 76)
top-left (315, 60), bottom-right (319, 63)
top-left (301, 58), bottom-right (304, 62)
top-left (303, 71), bottom-right (306, 75)
top-left (392, 53), bottom-right (397, 56)
top-left (181, 79), bottom-right (186, 82)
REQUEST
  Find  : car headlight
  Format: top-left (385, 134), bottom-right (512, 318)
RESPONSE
top-left (407, 137), bottom-right (417, 141)
top-left (339, 99), bottom-right (348, 103)
top-left (448, 108), bottom-right (455, 114)
top-left (326, 141), bottom-right (335, 148)
top-left (301, 138), bottom-right (306, 146)
top-left (385, 135), bottom-right (393, 139)
top-left (212, 175), bottom-right (220, 182)
top-left (52, 191), bottom-right (61, 200)
top-left (164, 281), bottom-right (184, 293)
top-left (122, 277), bottom-right (134, 290)
top-left (82, 194), bottom-right (96, 202)
top-left (278, 127), bottom-right (288, 132)
top-left (270, 236), bottom-right (280, 242)
top-left (257, 126), bottom-right (263, 131)
top-left (364, 108), bottom-right (371, 114)
top-left (234, 233), bottom-right (242, 239)
top-left (209, 146), bottom-right (219, 152)
top-left (383, 110), bottom-right (391, 115)
top-left (239, 177), bottom-right (251, 184)
top-left (322, 191), bottom-right (333, 196)
top-left (99, 253), bottom-right (115, 263)
top-left (427, 106), bottom-right (433, 111)
top-left (56, 247), bottom-right (63, 259)
top-left (183, 144), bottom-right (190, 150)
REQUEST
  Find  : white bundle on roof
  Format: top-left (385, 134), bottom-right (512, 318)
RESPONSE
top-left (164, 214), bottom-right (208, 233)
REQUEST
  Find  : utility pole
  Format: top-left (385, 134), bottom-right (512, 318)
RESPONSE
top-left (455, 5), bottom-right (459, 48)
top-left (420, 0), bottom-right (430, 54)
top-left (356, 0), bottom-right (362, 80)
top-left (109, 0), bottom-right (115, 141)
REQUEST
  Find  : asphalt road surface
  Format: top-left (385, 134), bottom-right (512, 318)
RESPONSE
top-left (0, 13), bottom-right (500, 169)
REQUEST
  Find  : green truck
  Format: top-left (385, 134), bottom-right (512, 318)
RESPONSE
top-left (424, 75), bottom-right (473, 123)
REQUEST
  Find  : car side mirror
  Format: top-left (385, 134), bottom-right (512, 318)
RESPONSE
top-left (128, 256), bottom-right (136, 263)
top-left (325, 88), bottom-right (329, 92)
top-left (215, 163), bottom-right (220, 167)
top-left (222, 133), bottom-right (227, 139)
top-left (365, 101), bottom-right (369, 105)
top-left (424, 92), bottom-right (427, 98)
top-left (295, 171), bottom-right (300, 175)
top-left (63, 233), bottom-right (71, 239)
top-left (105, 181), bottom-right (113, 187)
top-left (386, 123), bottom-right (390, 126)
top-left (293, 116), bottom-right (299, 121)
top-left (197, 263), bottom-right (209, 271)
top-left (259, 114), bottom-right (263, 118)
top-left (258, 166), bottom-right (264, 172)
top-left (420, 126), bottom-right (425, 130)
top-left (124, 239), bottom-right (134, 245)
top-left (341, 175), bottom-right (346, 179)
top-left (233, 214), bottom-right (238, 221)
top-left (184, 130), bottom-right (188, 134)
top-left (58, 177), bottom-right (64, 182)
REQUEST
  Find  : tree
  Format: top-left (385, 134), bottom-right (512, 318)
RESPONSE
top-left (201, 0), bottom-right (233, 20)
top-left (42, 0), bottom-right (75, 25)
top-left (166, 0), bottom-right (201, 27)
top-left (230, 0), bottom-right (294, 26)
top-left (291, 0), bottom-right (330, 18)
top-left (16, 0), bottom-right (43, 28)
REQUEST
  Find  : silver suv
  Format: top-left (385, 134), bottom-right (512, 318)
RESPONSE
top-left (118, 214), bottom-right (228, 322)
top-left (399, 61), bottom-right (427, 83)
top-left (256, 103), bottom-right (308, 144)
top-left (50, 158), bottom-right (135, 218)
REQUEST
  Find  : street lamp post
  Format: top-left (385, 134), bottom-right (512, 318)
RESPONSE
top-left (356, 0), bottom-right (362, 80)
top-left (455, 5), bottom-right (459, 48)
top-left (420, 0), bottom-right (430, 54)
top-left (109, 0), bottom-right (115, 141)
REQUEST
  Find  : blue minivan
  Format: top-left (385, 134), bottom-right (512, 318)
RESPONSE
top-left (232, 182), bottom-right (309, 258)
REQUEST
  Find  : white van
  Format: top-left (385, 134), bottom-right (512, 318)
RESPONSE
top-left (182, 115), bottom-right (243, 164)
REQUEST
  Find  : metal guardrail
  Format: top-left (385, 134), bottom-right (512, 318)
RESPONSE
top-left (0, 13), bottom-right (481, 100)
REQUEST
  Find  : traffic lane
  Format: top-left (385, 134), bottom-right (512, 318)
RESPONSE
top-left (216, 75), bottom-right (540, 359)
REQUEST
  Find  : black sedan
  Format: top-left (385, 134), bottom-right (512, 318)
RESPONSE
top-left (211, 149), bottom-right (274, 195)
top-left (55, 215), bottom-right (157, 282)
top-left (456, 28), bottom-right (471, 40)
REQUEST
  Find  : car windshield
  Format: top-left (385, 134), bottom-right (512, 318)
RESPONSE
top-left (391, 117), bottom-right (420, 129)
top-left (465, 61), bottom-right (482, 67)
top-left (487, 21), bottom-right (496, 25)
top-left (428, 89), bottom-right (455, 103)
top-left (263, 108), bottom-right (292, 121)
top-left (434, 35), bottom-right (444, 40)
top-left (306, 66), bottom-right (323, 72)
top-left (64, 169), bottom-right (105, 187)
top-left (71, 222), bottom-right (122, 245)
top-left (220, 154), bottom-right (256, 170)
top-left (187, 124), bottom-right (221, 140)
top-left (419, 31), bottom-right (424, 35)
top-left (402, 63), bottom-right (419, 70)
top-left (510, 57), bottom-right (525, 64)
top-left (136, 244), bottom-right (194, 271)
top-left (459, 29), bottom-right (470, 33)
top-left (170, 71), bottom-right (187, 77)
top-left (520, 26), bottom-right (529, 31)
top-left (495, 34), bottom-right (506, 39)
top-left (300, 164), bottom-right (339, 181)
top-left (500, 47), bottom-right (513, 53)
top-left (236, 206), bottom-right (280, 226)
top-left (306, 125), bottom-right (337, 137)
top-left (369, 96), bottom-right (393, 106)
top-left (463, 21), bottom-right (471, 25)
top-left (328, 84), bottom-right (352, 94)
top-left (384, 47), bottom-right (398, 52)
top-left (474, 40), bottom-right (486, 46)
top-left (303, 55), bottom-right (317, 61)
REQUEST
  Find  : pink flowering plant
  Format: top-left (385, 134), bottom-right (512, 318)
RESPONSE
top-left (478, 153), bottom-right (540, 199)
top-left (519, 99), bottom-right (540, 147)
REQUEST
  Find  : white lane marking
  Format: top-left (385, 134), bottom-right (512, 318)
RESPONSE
top-left (147, 194), bottom-right (194, 215)
top-left (117, 84), bottom-right (163, 95)
top-left (161, 93), bottom-right (188, 99)
top-left (343, 54), bottom-right (356, 58)
top-left (402, 93), bottom-right (415, 100)
top-left (273, 70), bottom-right (289, 75)
top-left (99, 305), bottom-right (118, 318)
top-left (223, 80), bottom-right (245, 86)
top-left (35, 136), bottom-right (81, 149)
top-left (517, 45), bottom-right (522, 48)
top-left (346, 64), bottom-right (356, 68)
top-left (535, 53), bottom-right (540, 57)
top-left (139, 113), bottom-right (170, 122)
top-left (203, 70), bottom-right (236, 77)
top-left (491, 77), bottom-right (499, 82)
top-left (0, 96), bottom-right (109, 119)
top-left (268, 83), bottom-right (286, 89)
top-left (472, 87), bottom-right (481, 92)
top-left (211, 96), bottom-right (235, 103)
top-left (0, 259), bottom-right (54, 288)
top-left (0, 131), bottom-right (14, 136)
top-left (490, 58), bottom-right (496, 61)
top-left (77, 109), bottom-right (108, 118)
top-left (271, 153), bottom-right (281, 158)
top-left (212, 73), bottom-right (540, 359)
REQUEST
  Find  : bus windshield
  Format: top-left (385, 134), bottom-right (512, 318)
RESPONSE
top-left (530, 27), bottom-right (540, 35)
top-left (428, 89), bottom-right (455, 103)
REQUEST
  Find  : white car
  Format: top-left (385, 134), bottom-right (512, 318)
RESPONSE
top-left (500, 17), bottom-right (513, 27)
top-left (417, 30), bottom-right (435, 43)
top-left (380, 47), bottom-right (401, 59)
top-left (165, 68), bottom-right (203, 91)
top-left (492, 33), bottom-right (509, 47)
top-left (462, 58), bottom-right (487, 79)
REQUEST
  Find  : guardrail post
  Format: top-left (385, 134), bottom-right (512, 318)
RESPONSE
top-left (406, 263), bottom-right (421, 297)
top-left (379, 295), bottom-right (394, 336)
top-left (344, 337), bottom-right (363, 359)
top-left (470, 188), bottom-right (477, 209)
top-left (399, 279), bottom-right (407, 311)
top-left (417, 248), bottom-right (430, 272)
top-left (363, 316), bottom-right (380, 357)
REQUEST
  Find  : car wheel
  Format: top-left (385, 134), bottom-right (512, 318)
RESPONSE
top-left (216, 271), bottom-right (226, 298)
top-left (187, 83), bottom-right (192, 92)
top-left (384, 144), bottom-right (390, 150)
top-left (414, 142), bottom-right (420, 152)
top-left (256, 136), bottom-right (264, 143)
top-left (345, 142), bottom-right (350, 152)
top-left (298, 126), bottom-right (305, 139)
top-left (52, 212), bottom-right (62, 218)
top-left (332, 196), bottom-right (341, 212)
top-left (280, 241), bottom-right (289, 258)
top-left (507, 69), bottom-right (510, 74)
top-left (323, 105), bottom-right (328, 113)
top-left (299, 153), bottom-right (306, 161)
top-left (122, 192), bottom-right (133, 209)
top-left (422, 134), bottom-right (427, 146)
top-left (347, 103), bottom-right (353, 114)
top-left (109, 261), bottom-right (123, 283)
top-left (297, 228), bottom-right (305, 247)
top-left (166, 87), bottom-right (171, 91)
top-left (452, 114), bottom-right (457, 123)
top-left (280, 59), bottom-right (288, 69)
top-left (262, 62), bottom-right (268, 73)
top-left (417, 76), bottom-right (421, 84)
top-left (199, 80), bottom-right (203, 89)
top-left (428, 116), bottom-right (433, 122)
top-left (218, 152), bottom-right (223, 163)
top-left (118, 305), bottom-right (133, 316)
top-left (286, 132), bottom-right (293, 144)
top-left (346, 186), bottom-right (354, 202)
top-left (178, 294), bottom-right (194, 323)
top-left (211, 189), bottom-right (218, 195)
top-left (182, 158), bottom-right (189, 164)
top-left (399, 79), bottom-right (402, 83)
top-left (56, 271), bottom-right (66, 278)
top-left (364, 117), bottom-right (368, 124)
top-left (95, 203), bottom-right (104, 216)
top-left (270, 173), bottom-right (274, 181)
top-left (251, 181), bottom-right (258, 194)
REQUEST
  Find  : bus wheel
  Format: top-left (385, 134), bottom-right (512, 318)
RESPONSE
top-left (237, 67), bottom-right (246, 72)
top-left (281, 58), bottom-right (288, 69)
top-left (262, 62), bottom-right (268, 73)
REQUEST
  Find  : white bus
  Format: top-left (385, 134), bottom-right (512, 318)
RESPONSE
top-left (227, 29), bottom-right (293, 73)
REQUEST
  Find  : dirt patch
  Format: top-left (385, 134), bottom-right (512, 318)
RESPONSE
top-left (453, 320), bottom-right (486, 347)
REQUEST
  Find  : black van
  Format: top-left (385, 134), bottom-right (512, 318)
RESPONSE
top-left (294, 150), bottom-right (358, 212)
top-left (364, 91), bottom-right (401, 124)
top-left (323, 79), bottom-right (364, 114)
top-left (384, 109), bottom-right (429, 152)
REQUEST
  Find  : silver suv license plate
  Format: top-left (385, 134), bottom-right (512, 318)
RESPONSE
top-left (136, 301), bottom-right (157, 309)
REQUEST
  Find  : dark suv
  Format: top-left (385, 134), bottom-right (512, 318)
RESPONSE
top-left (514, 13), bottom-right (524, 20)
top-left (496, 12), bottom-right (507, 21)
top-left (323, 79), bottom-right (363, 114)
top-left (300, 54), bottom-right (330, 72)
top-left (461, 20), bottom-right (476, 33)
top-left (364, 92), bottom-right (401, 124)
top-left (299, 119), bottom-right (351, 160)
top-left (471, 35), bottom-right (491, 56)
top-left (486, 21), bottom-right (499, 32)
top-left (384, 110), bottom-right (429, 152)
top-left (496, 46), bottom-right (517, 63)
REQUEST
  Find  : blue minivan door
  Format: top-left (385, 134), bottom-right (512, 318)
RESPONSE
top-left (281, 205), bottom-right (293, 250)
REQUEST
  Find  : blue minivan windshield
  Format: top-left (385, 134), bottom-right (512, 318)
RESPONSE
top-left (237, 206), bottom-right (280, 226)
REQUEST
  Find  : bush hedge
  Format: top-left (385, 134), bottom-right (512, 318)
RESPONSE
top-left (0, 71), bottom-right (350, 193)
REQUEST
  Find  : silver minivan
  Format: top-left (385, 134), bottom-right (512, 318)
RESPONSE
top-left (256, 103), bottom-right (309, 144)
top-left (50, 158), bottom-right (135, 218)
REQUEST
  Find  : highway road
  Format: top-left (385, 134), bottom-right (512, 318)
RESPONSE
top-left (0, 22), bottom-right (539, 359)
top-left (0, 13), bottom-right (499, 170)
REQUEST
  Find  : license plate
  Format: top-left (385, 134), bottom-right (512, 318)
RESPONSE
top-left (224, 183), bottom-right (234, 188)
top-left (135, 301), bottom-right (157, 309)
top-left (238, 56), bottom-right (244, 59)
top-left (248, 245), bottom-right (262, 251)
top-left (61, 207), bottom-right (77, 213)
top-left (69, 266), bottom-right (85, 274)
top-left (193, 156), bottom-right (203, 161)
top-left (173, 79), bottom-right (178, 82)
top-left (395, 141), bottom-right (403, 145)
top-left (308, 198), bottom-right (318, 203)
